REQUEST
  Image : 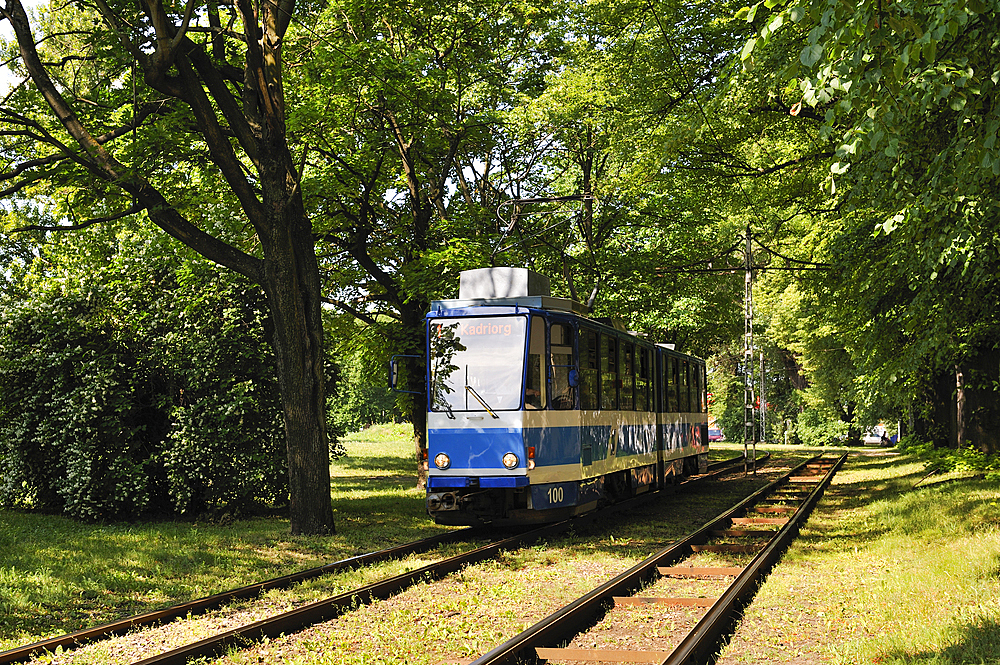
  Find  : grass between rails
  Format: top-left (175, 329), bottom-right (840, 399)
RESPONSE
top-left (0, 423), bottom-right (451, 651)
top-left (9, 432), bottom-right (996, 665)
top-left (211, 454), bottom-right (793, 665)
top-left (719, 450), bottom-right (1000, 665)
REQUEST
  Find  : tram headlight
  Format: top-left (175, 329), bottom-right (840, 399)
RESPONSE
top-left (502, 452), bottom-right (519, 469)
top-left (434, 453), bottom-right (451, 470)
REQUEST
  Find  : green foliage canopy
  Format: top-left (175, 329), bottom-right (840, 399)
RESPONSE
top-left (0, 231), bottom-right (288, 520)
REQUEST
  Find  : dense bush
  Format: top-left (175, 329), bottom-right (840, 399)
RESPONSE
top-left (794, 406), bottom-right (848, 446)
top-left (898, 436), bottom-right (1000, 481)
top-left (0, 237), bottom-right (290, 520)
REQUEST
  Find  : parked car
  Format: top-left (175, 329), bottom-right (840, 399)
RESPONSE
top-left (708, 428), bottom-right (725, 442)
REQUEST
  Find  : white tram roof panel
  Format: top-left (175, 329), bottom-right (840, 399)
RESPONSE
top-left (458, 267), bottom-right (550, 299)
top-left (431, 267), bottom-right (590, 315)
top-left (430, 295), bottom-right (589, 316)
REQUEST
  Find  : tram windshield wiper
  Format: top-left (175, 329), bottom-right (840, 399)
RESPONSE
top-left (465, 385), bottom-right (500, 419)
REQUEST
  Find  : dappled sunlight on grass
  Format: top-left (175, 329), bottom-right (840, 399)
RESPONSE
top-left (718, 451), bottom-right (1000, 664)
top-left (0, 425), bottom-right (444, 649)
top-left (0, 513), bottom-right (331, 646)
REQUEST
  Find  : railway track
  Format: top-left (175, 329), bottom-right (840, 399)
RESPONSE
top-left (2, 454), bottom-right (753, 665)
top-left (470, 453), bottom-right (846, 665)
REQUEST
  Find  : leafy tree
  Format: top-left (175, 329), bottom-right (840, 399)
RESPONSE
top-left (288, 0), bottom-right (561, 482)
top-left (493, 0), bottom-right (753, 355)
top-left (1, 0), bottom-right (334, 532)
top-left (326, 315), bottom-right (401, 435)
top-left (0, 231), bottom-right (288, 520)
top-left (737, 0), bottom-right (1000, 451)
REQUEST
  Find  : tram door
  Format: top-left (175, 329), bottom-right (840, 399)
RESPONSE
top-left (548, 322), bottom-right (576, 410)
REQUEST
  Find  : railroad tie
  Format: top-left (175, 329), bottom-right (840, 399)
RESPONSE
top-left (657, 566), bottom-right (743, 577)
top-left (752, 504), bottom-right (797, 514)
top-left (731, 516), bottom-right (788, 525)
top-left (690, 543), bottom-right (759, 553)
top-left (613, 596), bottom-right (716, 607)
top-left (535, 647), bottom-right (672, 663)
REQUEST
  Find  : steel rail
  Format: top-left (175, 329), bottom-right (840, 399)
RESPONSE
top-left (661, 452), bottom-right (847, 665)
top-left (0, 527), bottom-right (477, 665)
top-left (125, 456), bottom-right (756, 665)
top-left (469, 454), bottom-right (822, 665)
top-left (128, 518), bottom-right (584, 665)
top-left (3, 452), bottom-right (754, 665)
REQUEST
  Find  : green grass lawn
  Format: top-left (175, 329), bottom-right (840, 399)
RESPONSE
top-left (0, 423), bottom-right (446, 650)
top-left (4, 432), bottom-right (1000, 664)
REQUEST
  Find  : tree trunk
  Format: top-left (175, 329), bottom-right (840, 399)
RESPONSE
top-left (963, 346), bottom-right (1000, 455)
top-left (261, 211), bottom-right (334, 535)
top-left (400, 300), bottom-right (428, 489)
top-left (955, 364), bottom-right (966, 448)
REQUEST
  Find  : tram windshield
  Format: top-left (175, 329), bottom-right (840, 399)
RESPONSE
top-left (429, 316), bottom-right (527, 412)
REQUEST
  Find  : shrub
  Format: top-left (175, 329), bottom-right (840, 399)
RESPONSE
top-left (898, 436), bottom-right (1000, 480)
top-left (0, 240), bottom-right (292, 521)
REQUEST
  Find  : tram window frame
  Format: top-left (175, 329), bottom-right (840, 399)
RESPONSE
top-left (636, 347), bottom-right (649, 412)
top-left (666, 355), bottom-right (679, 413)
top-left (701, 365), bottom-right (708, 413)
top-left (620, 341), bottom-right (635, 410)
top-left (657, 353), bottom-right (666, 413)
top-left (600, 334), bottom-right (619, 410)
top-left (691, 361), bottom-right (702, 413)
top-left (549, 321), bottom-right (576, 410)
top-left (580, 328), bottom-right (600, 411)
top-left (680, 360), bottom-right (690, 412)
top-left (525, 316), bottom-right (546, 410)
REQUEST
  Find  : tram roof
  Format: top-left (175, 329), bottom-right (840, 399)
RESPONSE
top-left (428, 296), bottom-right (589, 317)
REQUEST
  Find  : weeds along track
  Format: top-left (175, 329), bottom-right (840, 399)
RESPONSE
top-left (1, 456), bottom-right (751, 665)
top-left (471, 453), bottom-right (846, 665)
top-left (0, 527), bottom-right (479, 665)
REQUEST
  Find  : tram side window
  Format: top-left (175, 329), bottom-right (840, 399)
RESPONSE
top-left (580, 329), bottom-right (600, 410)
top-left (526, 316), bottom-right (546, 409)
top-left (691, 362), bottom-right (701, 413)
top-left (701, 365), bottom-right (708, 412)
top-left (549, 322), bottom-right (576, 410)
top-left (666, 356), bottom-right (679, 412)
top-left (620, 342), bottom-right (634, 410)
top-left (636, 348), bottom-right (649, 412)
top-left (680, 360), bottom-right (690, 412)
top-left (601, 335), bottom-right (619, 410)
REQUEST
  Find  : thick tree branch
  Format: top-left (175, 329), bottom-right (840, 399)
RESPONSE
top-left (3, 0), bottom-right (264, 282)
top-left (10, 201), bottom-right (145, 232)
top-left (319, 296), bottom-right (383, 327)
top-left (0, 100), bottom-right (171, 189)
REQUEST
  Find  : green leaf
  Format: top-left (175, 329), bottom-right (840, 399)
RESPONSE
top-left (893, 55), bottom-right (906, 80)
top-left (801, 44), bottom-right (823, 67)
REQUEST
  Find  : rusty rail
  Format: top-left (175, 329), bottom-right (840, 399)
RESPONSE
top-left (470, 454), bottom-right (838, 665)
top-left (2, 452), bottom-right (756, 665)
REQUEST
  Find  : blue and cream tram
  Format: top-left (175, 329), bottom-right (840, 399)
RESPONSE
top-left (422, 268), bottom-right (708, 526)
